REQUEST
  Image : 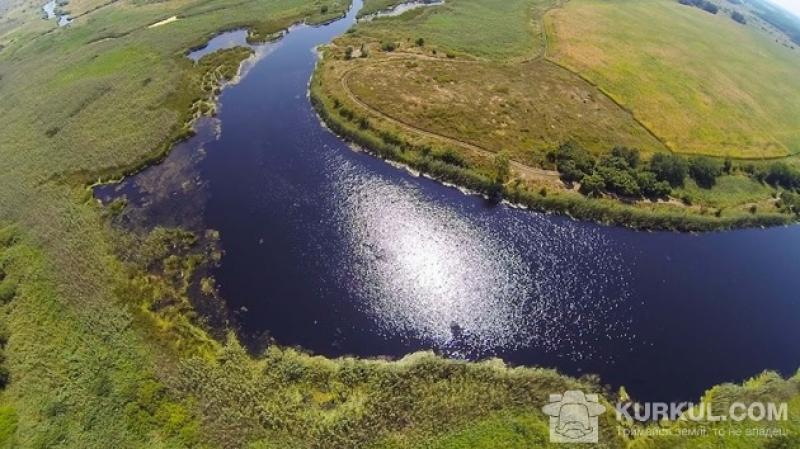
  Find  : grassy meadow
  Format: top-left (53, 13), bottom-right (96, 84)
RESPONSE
top-left (344, 57), bottom-right (666, 162)
top-left (545, 0), bottom-right (800, 158)
top-left (355, 0), bottom-right (550, 60)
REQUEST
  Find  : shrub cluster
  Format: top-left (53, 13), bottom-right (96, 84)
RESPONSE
top-left (549, 144), bottom-right (681, 199)
top-left (687, 156), bottom-right (724, 188)
top-left (678, 0), bottom-right (719, 14)
top-left (779, 191), bottom-right (800, 216)
top-left (550, 143), bottom-right (734, 199)
top-left (751, 162), bottom-right (800, 191)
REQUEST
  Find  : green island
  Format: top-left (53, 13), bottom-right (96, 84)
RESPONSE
top-left (312, 0), bottom-right (800, 230)
top-left (0, 0), bottom-right (798, 447)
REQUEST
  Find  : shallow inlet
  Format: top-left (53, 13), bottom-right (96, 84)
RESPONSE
top-left (358, 0), bottom-right (446, 21)
top-left (95, 0), bottom-right (800, 402)
top-left (187, 29), bottom-right (251, 62)
top-left (42, 0), bottom-right (72, 26)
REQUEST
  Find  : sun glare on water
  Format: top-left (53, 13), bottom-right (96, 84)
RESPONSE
top-left (329, 156), bottom-right (635, 360)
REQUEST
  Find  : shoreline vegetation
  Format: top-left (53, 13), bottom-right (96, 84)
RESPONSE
top-left (1, 222), bottom-right (800, 449)
top-left (0, 0), bottom-right (799, 446)
top-left (310, 0), bottom-right (800, 231)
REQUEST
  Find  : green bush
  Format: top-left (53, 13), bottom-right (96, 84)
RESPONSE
top-left (611, 146), bottom-right (641, 168)
top-left (596, 162), bottom-right (641, 197)
top-left (636, 170), bottom-right (672, 199)
top-left (761, 162), bottom-right (800, 190)
top-left (650, 153), bottom-right (689, 187)
top-left (433, 148), bottom-right (469, 168)
top-left (689, 156), bottom-right (723, 188)
top-left (549, 142), bottom-right (595, 183)
top-left (579, 173), bottom-right (605, 197)
top-left (779, 191), bottom-right (800, 215)
top-left (493, 151), bottom-right (511, 183)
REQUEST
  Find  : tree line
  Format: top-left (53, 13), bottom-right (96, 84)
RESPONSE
top-left (549, 142), bottom-right (800, 217)
top-left (678, 0), bottom-right (719, 14)
top-left (549, 143), bottom-right (728, 199)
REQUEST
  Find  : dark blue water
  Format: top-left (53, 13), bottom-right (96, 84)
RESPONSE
top-left (95, 0), bottom-right (800, 402)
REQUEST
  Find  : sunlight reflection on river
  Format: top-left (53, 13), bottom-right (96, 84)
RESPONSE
top-left (329, 155), bottom-right (634, 360)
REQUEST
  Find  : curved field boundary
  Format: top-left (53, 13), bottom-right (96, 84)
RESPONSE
top-left (337, 55), bottom-right (564, 184)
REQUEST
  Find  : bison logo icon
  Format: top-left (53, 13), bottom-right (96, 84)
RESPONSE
top-left (542, 390), bottom-right (606, 443)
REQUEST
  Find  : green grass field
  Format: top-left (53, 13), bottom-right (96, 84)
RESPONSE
top-left (355, 0), bottom-right (549, 60)
top-left (546, 0), bottom-right (800, 158)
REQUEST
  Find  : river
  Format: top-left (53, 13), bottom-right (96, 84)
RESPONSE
top-left (94, 0), bottom-right (800, 402)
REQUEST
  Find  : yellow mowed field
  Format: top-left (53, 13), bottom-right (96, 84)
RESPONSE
top-left (546, 0), bottom-right (800, 158)
top-left (344, 57), bottom-right (666, 163)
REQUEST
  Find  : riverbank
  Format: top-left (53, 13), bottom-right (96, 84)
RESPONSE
top-left (309, 0), bottom-right (800, 231)
top-left (310, 56), bottom-right (793, 232)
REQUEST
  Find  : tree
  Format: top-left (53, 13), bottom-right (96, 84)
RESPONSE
top-left (558, 160), bottom-right (585, 183)
top-left (416, 37), bottom-right (425, 47)
top-left (637, 170), bottom-right (672, 198)
top-left (779, 191), bottom-right (800, 216)
top-left (550, 142), bottom-right (595, 182)
top-left (611, 146), bottom-right (641, 168)
top-left (596, 164), bottom-right (641, 197)
top-left (650, 153), bottom-right (688, 187)
top-left (678, 0), bottom-right (719, 14)
top-left (689, 156), bottom-right (723, 188)
top-left (493, 151), bottom-right (511, 184)
top-left (579, 173), bottom-right (605, 197)
top-left (731, 11), bottom-right (746, 24)
top-left (764, 163), bottom-right (800, 190)
top-left (593, 155), bottom-right (638, 196)
top-left (701, 2), bottom-right (719, 14)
